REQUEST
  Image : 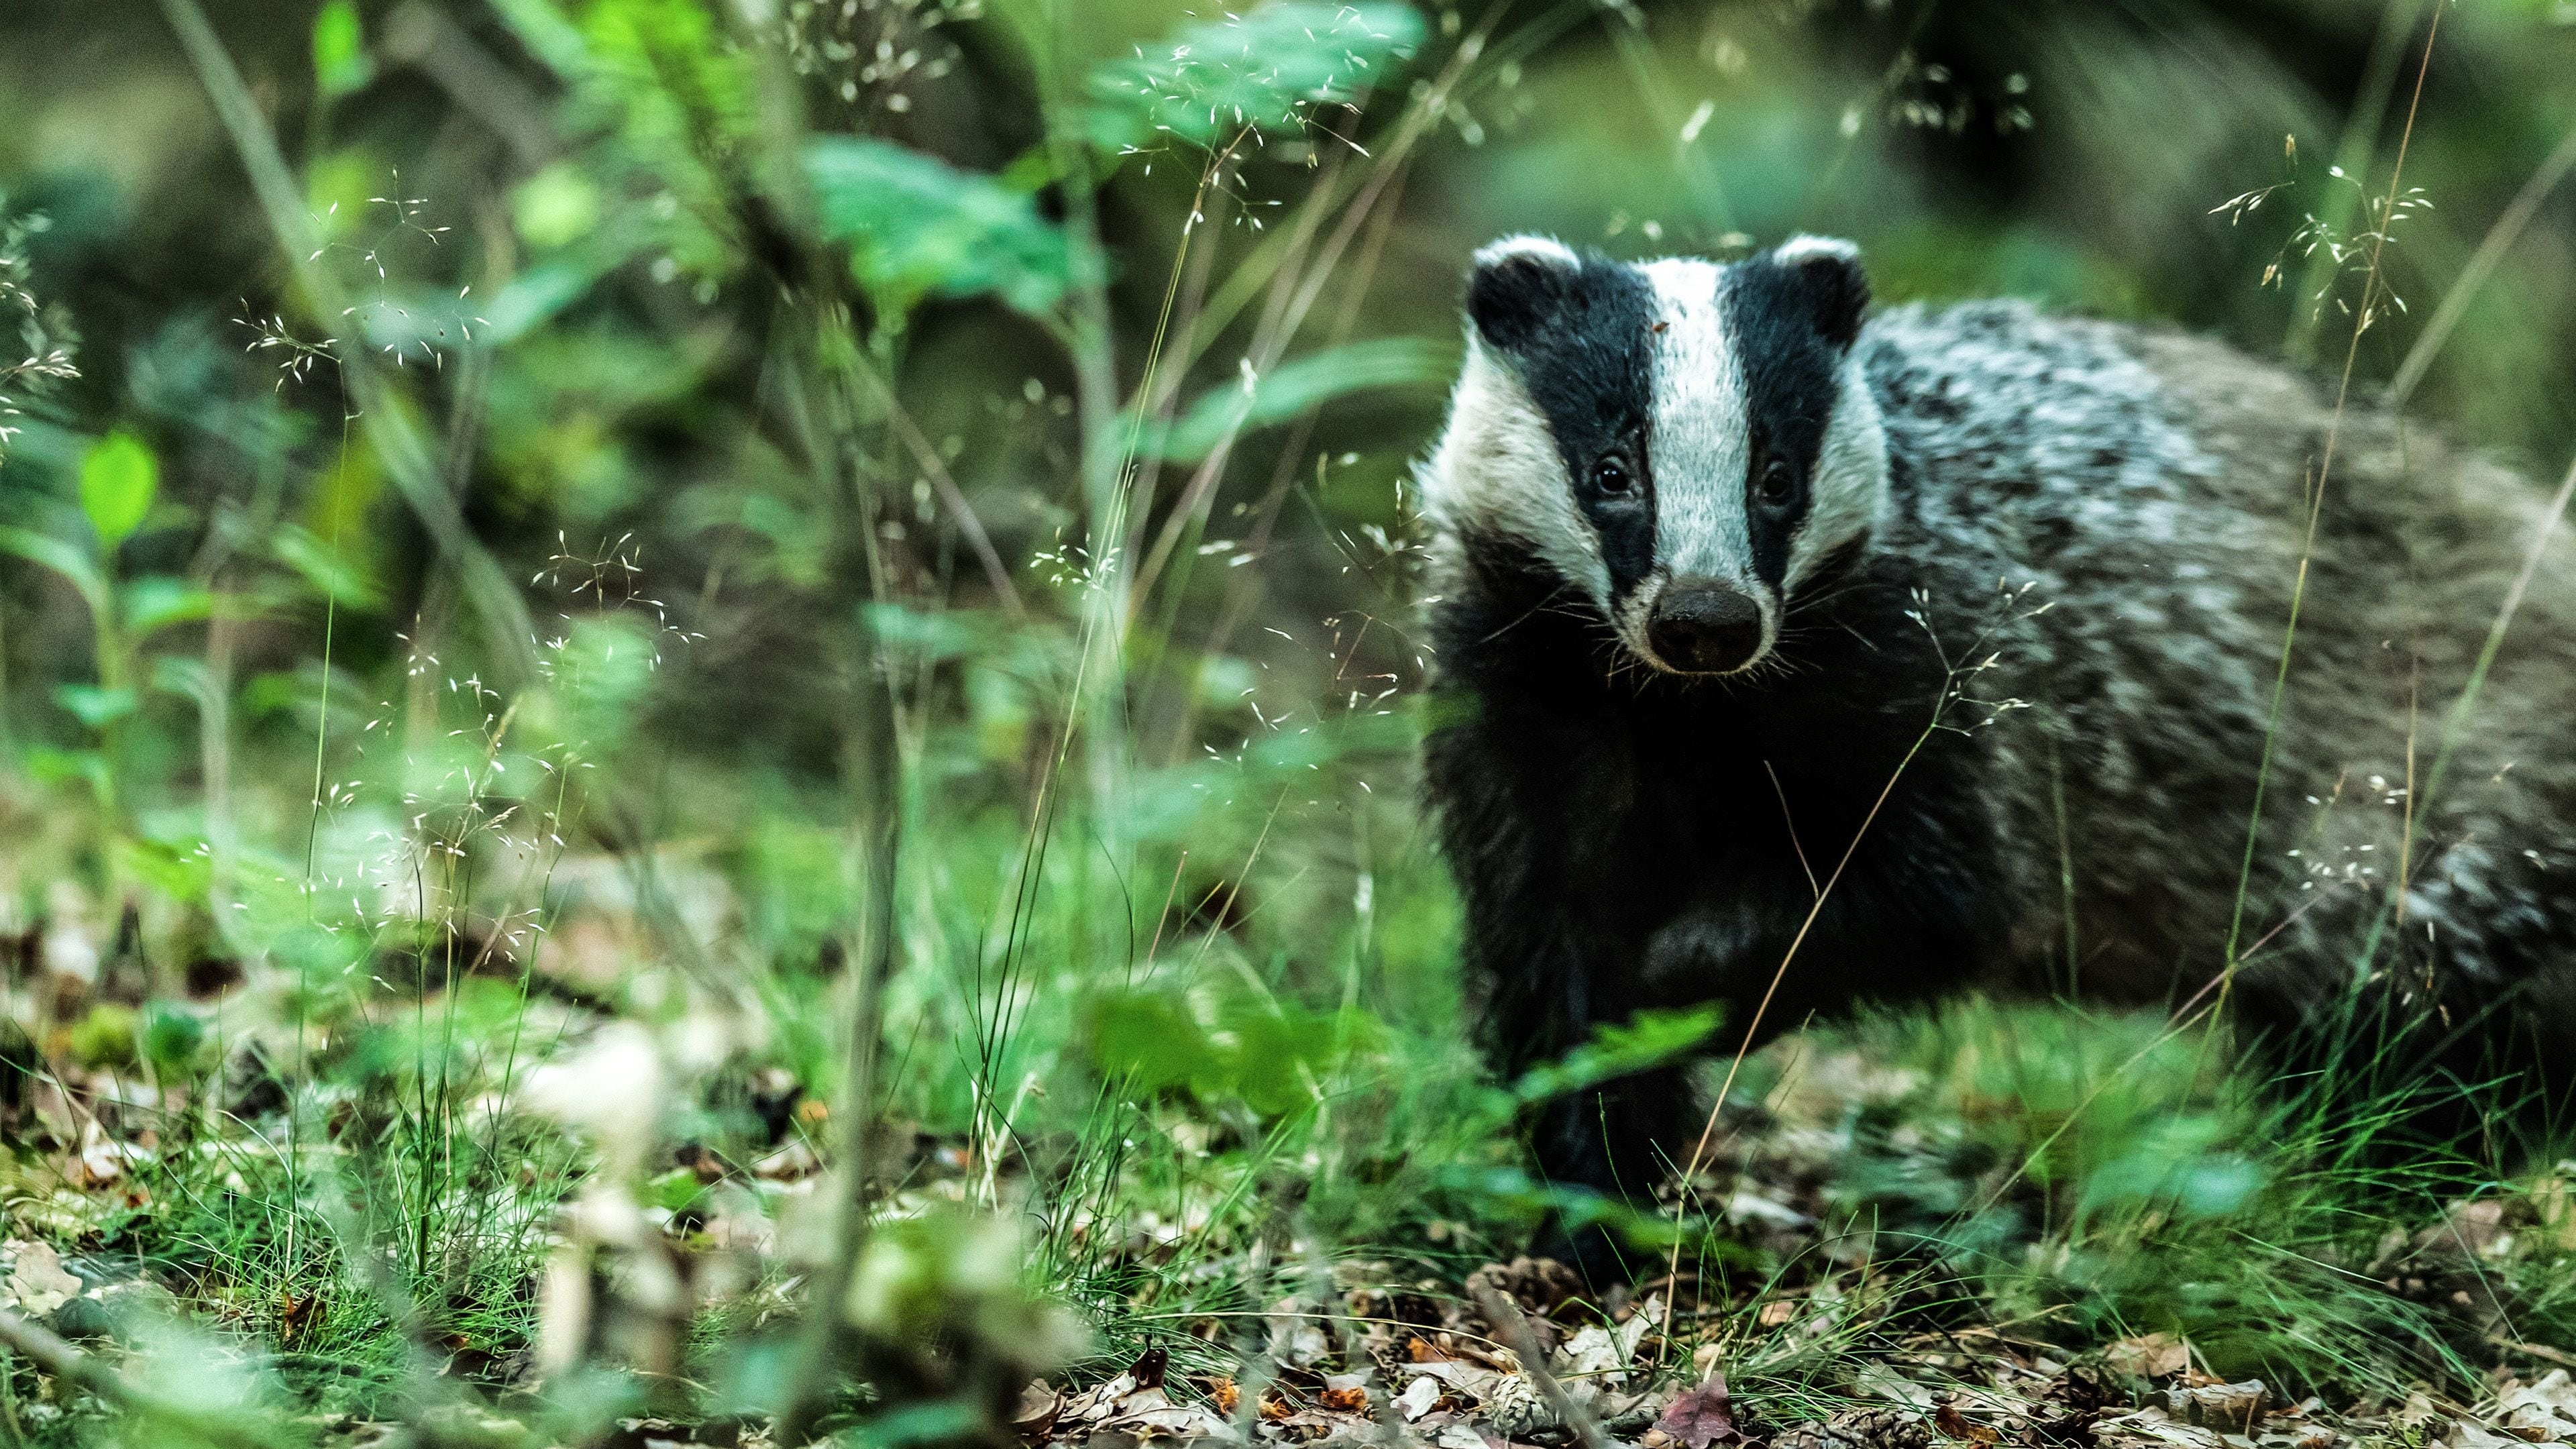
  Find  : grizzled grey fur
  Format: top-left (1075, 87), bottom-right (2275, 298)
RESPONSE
top-left (1418, 235), bottom-right (2576, 1256)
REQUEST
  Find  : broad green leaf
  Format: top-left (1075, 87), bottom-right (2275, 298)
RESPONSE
top-left (645, 1168), bottom-right (706, 1213)
top-left (1087, 985), bottom-right (1377, 1117)
top-left (271, 525), bottom-right (386, 609)
top-left (514, 163), bottom-right (601, 251)
top-left (141, 1002), bottom-right (208, 1073)
top-left (313, 0), bottom-right (373, 99)
top-left (124, 576), bottom-right (218, 636)
top-left (1088, 991), bottom-right (1216, 1095)
top-left (1510, 1005), bottom-right (1721, 1107)
top-left (305, 149), bottom-right (375, 244)
top-left (483, 0), bottom-right (592, 76)
top-left (79, 431), bottom-right (158, 549)
top-left (1157, 337), bottom-right (1455, 460)
top-left (862, 601), bottom-right (987, 663)
top-left (151, 654), bottom-right (214, 704)
top-left (66, 1004), bottom-right (138, 1069)
top-left (1089, 3), bottom-right (1425, 151)
top-left (803, 138), bottom-right (1071, 317)
top-left (22, 746), bottom-right (110, 800)
top-left (476, 256), bottom-right (618, 345)
top-left (0, 523), bottom-right (107, 615)
top-left (1222, 998), bottom-right (1345, 1116)
top-left (54, 684), bottom-right (138, 729)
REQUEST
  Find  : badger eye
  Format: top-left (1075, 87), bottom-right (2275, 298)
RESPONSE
top-left (1755, 458), bottom-right (1797, 506)
top-left (1591, 455), bottom-right (1633, 496)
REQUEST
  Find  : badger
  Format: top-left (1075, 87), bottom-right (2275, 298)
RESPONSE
top-left (1419, 234), bottom-right (2576, 1264)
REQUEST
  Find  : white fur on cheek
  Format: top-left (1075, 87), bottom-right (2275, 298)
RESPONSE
top-left (1786, 356), bottom-right (1891, 590)
top-left (1423, 343), bottom-right (1613, 614)
top-left (1639, 260), bottom-right (1754, 585)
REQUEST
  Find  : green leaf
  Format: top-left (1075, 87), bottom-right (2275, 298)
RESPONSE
top-left (477, 255), bottom-right (619, 345)
top-left (855, 1399), bottom-right (989, 1449)
top-left (142, 1002), bottom-right (209, 1073)
top-left (67, 1004), bottom-right (138, 1070)
top-left (271, 525), bottom-right (385, 609)
top-left (1157, 337), bottom-right (1455, 460)
top-left (124, 576), bottom-right (217, 636)
top-left (803, 138), bottom-right (1071, 317)
top-left (645, 1168), bottom-right (706, 1213)
top-left (483, 0), bottom-right (591, 76)
top-left (1511, 1006), bottom-right (1721, 1107)
top-left (0, 524), bottom-right (107, 616)
top-left (22, 746), bottom-right (110, 800)
top-left (862, 601), bottom-right (989, 664)
top-left (151, 655), bottom-right (214, 706)
top-left (79, 431), bottom-right (159, 549)
top-left (313, 0), bottom-right (373, 97)
top-left (1089, 3), bottom-right (1425, 151)
top-left (1087, 985), bottom-right (1377, 1118)
top-left (513, 163), bottom-right (601, 251)
top-left (1089, 991), bottom-right (1216, 1095)
top-left (54, 684), bottom-right (139, 730)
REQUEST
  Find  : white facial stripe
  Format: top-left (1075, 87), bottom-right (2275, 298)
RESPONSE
top-left (1422, 343), bottom-right (1613, 612)
top-left (1785, 354), bottom-right (1890, 589)
top-left (1638, 259), bottom-right (1753, 585)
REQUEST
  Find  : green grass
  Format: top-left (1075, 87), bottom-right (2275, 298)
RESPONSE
top-left (2, 0), bottom-right (2575, 1444)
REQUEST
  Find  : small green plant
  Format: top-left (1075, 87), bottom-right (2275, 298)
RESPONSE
top-left (0, 431), bottom-right (219, 814)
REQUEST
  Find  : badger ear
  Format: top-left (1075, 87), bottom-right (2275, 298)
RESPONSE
top-left (1771, 235), bottom-right (1870, 350)
top-left (1466, 235), bottom-right (1580, 352)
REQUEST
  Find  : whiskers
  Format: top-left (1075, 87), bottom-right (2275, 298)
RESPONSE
top-left (1475, 581), bottom-right (1579, 646)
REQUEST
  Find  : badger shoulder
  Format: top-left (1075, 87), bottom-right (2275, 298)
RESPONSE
top-left (1854, 299), bottom-right (2563, 631)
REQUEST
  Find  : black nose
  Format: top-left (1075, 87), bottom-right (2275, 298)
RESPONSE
top-left (1647, 580), bottom-right (1766, 673)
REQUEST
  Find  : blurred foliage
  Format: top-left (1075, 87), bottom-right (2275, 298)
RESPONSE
top-left (0, 0), bottom-right (2573, 1442)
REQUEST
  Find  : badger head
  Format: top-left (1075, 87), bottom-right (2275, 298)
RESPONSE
top-left (1423, 234), bottom-right (1888, 677)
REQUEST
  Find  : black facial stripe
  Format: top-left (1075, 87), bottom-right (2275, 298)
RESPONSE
top-left (1485, 256), bottom-right (1660, 602)
top-left (1722, 256), bottom-right (1847, 590)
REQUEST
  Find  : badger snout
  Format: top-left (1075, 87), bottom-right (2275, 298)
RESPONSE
top-left (1646, 578), bottom-right (1766, 674)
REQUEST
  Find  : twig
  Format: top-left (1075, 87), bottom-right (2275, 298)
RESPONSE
top-left (1472, 1287), bottom-right (1613, 1449)
top-left (2488, 1334), bottom-right (2576, 1372)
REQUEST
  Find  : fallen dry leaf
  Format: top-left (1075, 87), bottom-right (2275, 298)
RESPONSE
top-left (2101, 1405), bottom-right (2231, 1449)
top-left (1937, 1401), bottom-right (2000, 1446)
top-left (1096, 1386), bottom-right (1232, 1440)
top-left (2449, 1421), bottom-right (2524, 1449)
top-left (1561, 1324), bottom-right (1630, 1384)
top-left (2500, 1371), bottom-right (2576, 1442)
top-left (66, 1121), bottom-right (127, 1189)
top-left (1014, 1381), bottom-right (1063, 1441)
top-left (2166, 1380), bottom-right (2268, 1432)
top-left (1656, 1374), bottom-right (1743, 1449)
top-left (4, 1241), bottom-right (80, 1317)
top-left (2107, 1333), bottom-right (2191, 1381)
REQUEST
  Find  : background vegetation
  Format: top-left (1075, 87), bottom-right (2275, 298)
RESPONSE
top-left (5, 0), bottom-right (2576, 1444)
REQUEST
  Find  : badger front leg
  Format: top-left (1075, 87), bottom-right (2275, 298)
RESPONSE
top-left (1505, 894), bottom-right (1820, 1283)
